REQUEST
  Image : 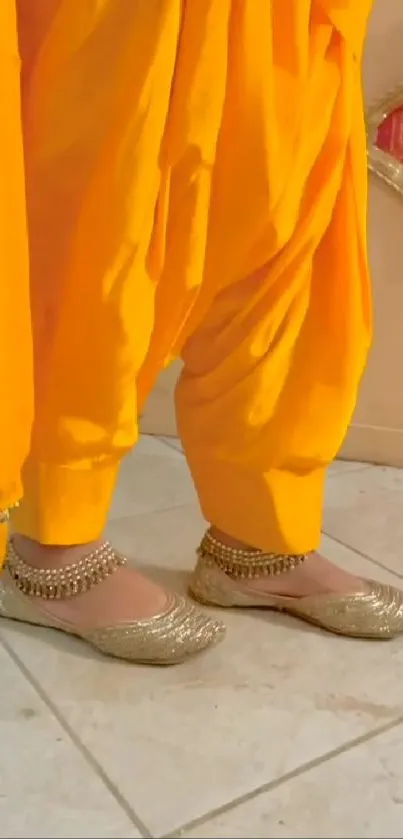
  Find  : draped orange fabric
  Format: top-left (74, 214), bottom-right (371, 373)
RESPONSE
top-left (0, 0), bottom-right (33, 556)
top-left (1, 1), bottom-right (372, 560)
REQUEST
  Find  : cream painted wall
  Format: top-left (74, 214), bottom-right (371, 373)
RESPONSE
top-left (341, 0), bottom-right (403, 465)
top-left (141, 1), bottom-right (403, 466)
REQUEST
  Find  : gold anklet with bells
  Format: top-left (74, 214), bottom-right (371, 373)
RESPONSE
top-left (198, 529), bottom-right (308, 579)
top-left (5, 540), bottom-right (126, 599)
top-left (0, 501), bottom-right (20, 526)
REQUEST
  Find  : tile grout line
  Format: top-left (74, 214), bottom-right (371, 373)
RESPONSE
top-left (162, 713), bottom-right (403, 838)
top-left (2, 444), bottom-right (392, 838)
top-left (322, 529), bottom-right (403, 581)
top-left (156, 437), bottom-right (184, 456)
top-left (0, 633), bottom-right (154, 839)
top-left (109, 499), bottom-right (199, 527)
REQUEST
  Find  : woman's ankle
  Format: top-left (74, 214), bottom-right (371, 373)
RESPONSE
top-left (206, 528), bottom-right (363, 595)
top-left (209, 527), bottom-right (254, 551)
top-left (8, 536), bottom-right (170, 622)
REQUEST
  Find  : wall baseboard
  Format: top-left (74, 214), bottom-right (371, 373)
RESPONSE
top-left (339, 423), bottom-right (403, 467)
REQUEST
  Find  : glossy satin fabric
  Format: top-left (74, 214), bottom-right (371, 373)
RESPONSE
top-left (1, 1), bottom-right (372, 558)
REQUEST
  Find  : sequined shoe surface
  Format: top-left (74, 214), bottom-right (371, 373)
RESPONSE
top-left (190, 532), bottom-right (403, 640)
top-left (0, 540), bottom-right (225, 664)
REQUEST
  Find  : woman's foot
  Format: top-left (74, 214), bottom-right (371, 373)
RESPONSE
top-left (209, 529), bottom-right (365, 598)
top-left (189, 528), bottom-right (403, 639)
top-left (11, 536), bottom-right (170, 627)
top-left (0, 535), bottom-right (225, 664)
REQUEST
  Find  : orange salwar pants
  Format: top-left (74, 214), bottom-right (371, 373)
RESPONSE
top-left (1, 1), bottom-right (372, 562)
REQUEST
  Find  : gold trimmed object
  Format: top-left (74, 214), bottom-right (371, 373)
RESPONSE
top-left (5, 540), bottom-right (125, 599)
top-left (0, 501), bottom-right (20, 525)
top-left (0, 538), bottom-right (225, 663)
top-left (367, 85), bottom-right (403, 196)
top-left (190, 530), bottom-right (403, 639)
top-left (198, 529), bottom-right (307, 579)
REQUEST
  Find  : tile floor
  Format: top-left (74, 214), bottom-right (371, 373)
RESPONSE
top-left (2, 436), bottom-right (403, 839)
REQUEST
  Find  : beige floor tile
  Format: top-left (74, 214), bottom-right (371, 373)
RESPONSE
top-left (158, 436), bottom-right (184, 453)
top-left (106, 501), bottom-right (205, 587)
top-left (327, 460), bottom-right (370, 476)
top-left (110, 438), bottom-right (196, 521)
top-left (135, 434), bottom-right (182, 459)
top-left (2, 523), bottom-right (403, 836)
top-left (0, 643), bottom-right (140, 839)
top-left (323, 465), bottom-right (403, 578)
top-left (182, 723), bottom-right (403, 838)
